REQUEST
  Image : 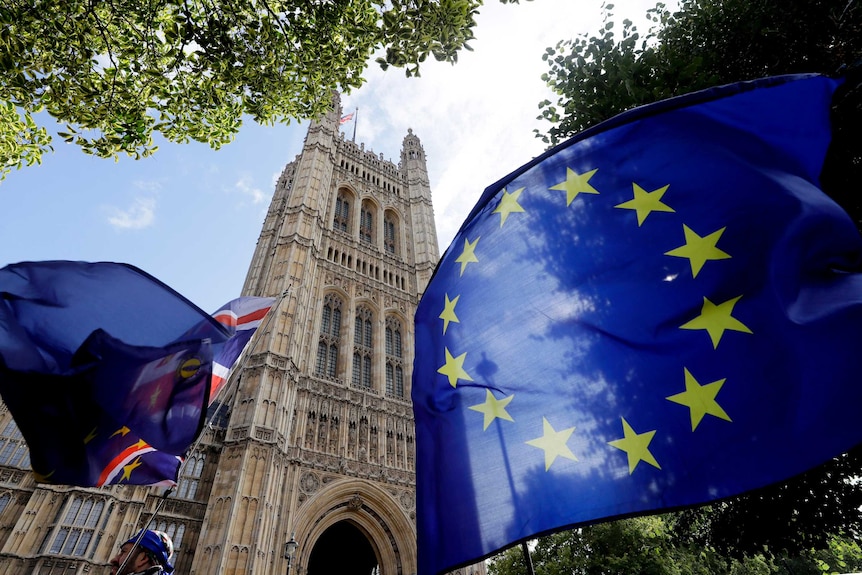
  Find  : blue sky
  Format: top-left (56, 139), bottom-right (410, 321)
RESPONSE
top-left (1, 0), bottom-right (665, 314)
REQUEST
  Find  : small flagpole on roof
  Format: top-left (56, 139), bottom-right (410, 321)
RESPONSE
top-left (352, 107), bottom-right (358, 143)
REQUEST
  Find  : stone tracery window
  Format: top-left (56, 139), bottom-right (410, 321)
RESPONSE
top-left (384, 211), bottom-right (398, 255)
top-left (334, 191), bottom-right (350, 232)
top-left (360, 201), bottom-right (374, 245)
top-left (42, 496), bottom-right (107, 558)
top-left (385, 317), bottom-right (404, 398)
top-left (316, 294), bottom-right (343, 379)
top-left (352, 306), bottom-right (373, 389)
top-left (175, 454), bottom-right (205, 500)
top-left (0, 419), bottom-right (30, 469)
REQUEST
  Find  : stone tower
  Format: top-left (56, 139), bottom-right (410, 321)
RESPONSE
top-left (0, 95), bottom-right (451, 575)
top-left (190, 94), bottom-right (439, 575)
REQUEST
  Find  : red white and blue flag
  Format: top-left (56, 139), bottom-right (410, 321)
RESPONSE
top-left (210, 296), bottom-right (275, 402)
top-left (0, 261), bottom-right (276, 487)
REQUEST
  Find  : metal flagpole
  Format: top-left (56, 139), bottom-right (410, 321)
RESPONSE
top-left (125, 289), bottom-right (290, 568)
top-left (521, 541), bottom-right (536, 575)
top-left (352, 107), bottom-right (358, 142)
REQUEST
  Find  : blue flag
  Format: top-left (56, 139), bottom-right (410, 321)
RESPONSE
top-left (0, 261), bottom-right (231, 486)
top-left (413, 74), bottom-right (862, 575)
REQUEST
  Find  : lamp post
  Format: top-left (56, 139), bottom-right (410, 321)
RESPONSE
top-left (284, 532), bottom-right (299, 575)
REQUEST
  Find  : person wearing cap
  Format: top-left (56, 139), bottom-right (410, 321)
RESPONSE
top-left (109, 529), bottom-right (175, 575)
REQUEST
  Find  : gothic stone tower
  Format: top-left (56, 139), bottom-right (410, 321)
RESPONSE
top-left (191, 95), bottom-right (440, 575)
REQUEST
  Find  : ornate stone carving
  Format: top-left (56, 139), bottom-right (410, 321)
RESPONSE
top-left (347, 493), bottom-right (363, 510)
top-left (299, 472), bottom-right (320, 494)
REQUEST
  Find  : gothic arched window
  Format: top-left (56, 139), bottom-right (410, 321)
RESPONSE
top-left (175, 453), bottom-right (205, 500)
top-left (0, 419), bottom-right (30, 469)
top-left (352, 306), bottom-right (373, 389)
top-left (385, 317), bottom-right (404, 398)
top-left (384, 211), bottom-right (398, 255)
top-left (360, 201), bottom-right (374, 245)
top-left (334, 191), bottom-right (351, 232)
top-left (155, 520), bottom-right (186, 551)
top-left (316, 294), bottom-right (342, 379)
top-left (43, 496), bottom-right (106, 558)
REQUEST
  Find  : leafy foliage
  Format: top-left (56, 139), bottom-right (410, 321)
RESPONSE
top-left (0, 0), bottom-right (526, 179)
top-left (672, 447), bottom-right (862, 559)
top-left (487, 516), bottom-right (862, 575)
top-left (536, 0), bottom-right (862, 146)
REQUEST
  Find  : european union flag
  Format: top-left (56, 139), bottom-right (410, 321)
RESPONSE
top-left (413, 74), bottom-right (862, 575)
top-left (0, 261), bottom-right (231, 486)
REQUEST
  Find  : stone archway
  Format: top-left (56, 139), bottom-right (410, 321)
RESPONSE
top-left (290, 478), bottom-right (417, 575)
top-left (307, 520), bottom-right (378, 575)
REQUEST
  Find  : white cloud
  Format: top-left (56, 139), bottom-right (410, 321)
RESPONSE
top-left (341, 0), bottom-right (667, 252)
top-left (233, 175), bottom-right (268, 205)
top-left (105, 196), bottom-right (157, 230)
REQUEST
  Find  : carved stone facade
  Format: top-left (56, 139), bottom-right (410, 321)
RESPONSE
top-left (0, 95), bottom-right (487, 575)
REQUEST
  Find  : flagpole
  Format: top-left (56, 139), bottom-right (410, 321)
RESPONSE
top-left (352, 107), bottom-right (358, 142)
top-left (130, 289), bottom-right (290, 557)
top-left (521, 542), bottom-right (536, 575)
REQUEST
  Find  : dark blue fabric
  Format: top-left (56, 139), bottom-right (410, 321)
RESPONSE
top-left (413, 74), bottom-right (862, 575)
top-left (0, 261), bottom-right (230, 486)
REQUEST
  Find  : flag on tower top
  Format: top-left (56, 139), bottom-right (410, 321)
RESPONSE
top-left (340, 112), bottom-right (354, 124)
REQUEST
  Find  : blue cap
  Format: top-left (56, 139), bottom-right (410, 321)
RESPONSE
top-left (124, 530), bottom-right (174, 573)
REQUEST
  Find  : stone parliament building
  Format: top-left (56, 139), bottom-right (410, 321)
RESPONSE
top-left (0, 96), bottom-right (484, 575)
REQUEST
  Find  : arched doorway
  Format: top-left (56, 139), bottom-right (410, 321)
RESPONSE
top-left (307, 520), bottom-right (379, 575)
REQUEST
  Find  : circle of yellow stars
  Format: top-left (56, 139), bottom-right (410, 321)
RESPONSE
top-left (434, 167), bottom-right (751, 475)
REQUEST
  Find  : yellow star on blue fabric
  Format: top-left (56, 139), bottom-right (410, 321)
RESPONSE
top-left (614, 183), bottom-right (674, 226)
top-left (121, 456), bottom-right (144, 482)
top-left (608, 418), bottom-right (660, 474)
top-left (680, 295), bottom-right (752, 348)
top-left (438, 347), bottom-right (473, 388)
top-left (667, 368), bottom-right (732, 431)
top-left (665, 224), bottom-right (731, 277)
top-left (550, 168), bottom-right (600, 206)
top-left (526, 417), bottom-right (577, 471)
top-left (455, 237), bottom-right (480, 276)
top-left (493, 187), bottom-right (526, 227)
top-left (469, 389), bottom-right (515, 430)
top-left (439, 294), bottom-right (460, 335)
top-left (33, 469), bottom-right (56, 483)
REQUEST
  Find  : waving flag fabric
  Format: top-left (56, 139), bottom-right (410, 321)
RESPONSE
top-left (0, 261), bottom-right (268, 487)
top-left (210, 296), bottom-right (275, 402)
top-left (412, 74), bottom-right (862, 575)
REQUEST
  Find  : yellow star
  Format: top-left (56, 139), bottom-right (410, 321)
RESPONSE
top-left (526, 417), bottom-right (577, 471)
top-left (667, 368), bottom-right (732, 431)
top-left (437, 347), bottom-right (473, 388)
top-left (680, 295), bottom-right (752, 348)
top-left (439, 293), bottom-right (460, 335)
top-left (665, 225), bottom-right (731, 277)
top-left (84, 427), bottom-right (98, 444)
top-left (469, 389), bottom-right (515, 430)
top-left (110, 426), bottom-right (131, 438)
top-left (33, 469), bottom-right (56, 483)
top-left (455, 237), bottom-right (480, 277)
top-left (493, 187), bottom-right (526, 227)
top-left (121, 457), bottom-right (144, 482)
top-left (608, 418), bottom-right (660, 474)
top-left (550, 167), bottom-right (600, 206)
top-left (614, 183), bottom-right (674, 226)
